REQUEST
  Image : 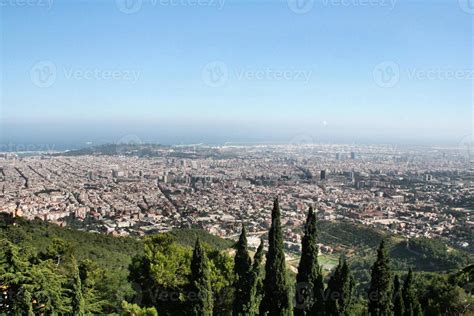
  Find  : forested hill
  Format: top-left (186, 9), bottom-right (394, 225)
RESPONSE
top-left (0, 212), bottom-right (472, 315)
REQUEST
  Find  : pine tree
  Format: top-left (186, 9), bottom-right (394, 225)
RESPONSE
top-left (368, 240), bottom-right (393, 316)
top-left (0, 240), bottom-right (30, 315)
top-left (325, 257), bottom-right (355, 316)
top-left (295, 206), bottom-right (323, 316)
top-left (393, 275), bottom-right (405, 316)
top-left (72, 258), bottom-right (86, 316)
top-left (402, 269), bottom-right (421, 316)
top-left (189, 237), bottom-right (213, 316)
top-left (260, 198), bottom-right (293, 316)
top-left (233, 223), bottom-right (252, 316)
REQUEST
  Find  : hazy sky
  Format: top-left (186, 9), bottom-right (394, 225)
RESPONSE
top-left (0, 0), bottom-right (472, 147)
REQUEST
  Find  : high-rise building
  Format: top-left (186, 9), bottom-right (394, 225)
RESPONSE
top-left (351, 152), bottom-right (356, 159)
top-left (320, 170), bottom-right (326, 181)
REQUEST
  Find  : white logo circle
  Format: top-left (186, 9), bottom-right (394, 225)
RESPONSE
top-left (117, 134), bottom-right (143, 145)
top-left (290, 134), bottom-right (314, 146)
top-left (30, 60), bottom-right (57, 88)
top-left (116, 0), bottom-right (142, 14)
top-left (458, 0), bottom-right (474, 14)
top-left (373, 61), bottom-right (400, 88)
top-left (287, 0), bottom-right (314, 14)
top-left (202, 61), bottom-right (229, 88)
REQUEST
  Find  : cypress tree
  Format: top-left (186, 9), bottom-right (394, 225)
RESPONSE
top-left (368, 240), bottom-right (393, 316)
top-left (71, 258), bottom-right (85, 316)
top-left (245, 239), bottom-right (265, 316)
top-left (325, 260), bottom-right (341, 316)
top-left (325, 257), bottom-right (355, 316)
top-left (233, 223), bottom-right (252, 316)
top-left (295, 206), bottom-right (323, 315)
top-left (311, 267), bottom-right (325, 316)
top-left (393, 275), bottom-right (405, 316)
top-left (260, 198), bottom-right (292, 316)
top-left (339, 257), bottom-right (355, 316)
top-left (189, 237), bottom-right (213, 316)
top-left (402, 269), bottom-right (421, 316)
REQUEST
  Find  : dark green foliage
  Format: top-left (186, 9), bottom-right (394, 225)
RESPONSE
top-left (318, 221), bottom-right (385, 250)
top-left (311, 268), bottom-right (325, 316)
top-left (325, 257), bottom-right (355, 316)
top-left (128, 233), bottom-right (233, 315)
top-left (169, 229), bottom-right (234, 250)
top-left (244, 239), bottom-right (265, 316)
top-left (368, 240), bottom-right (393, 316)
top-left (318, 221), bottom-right (472, 273)
top-left (71, 258), bottom-right (86, 316)
top-left (402, 269), bottom-right (421, 316)
top-left (418, 272), bottom-right (472, 315)
top-left (0, 240), bottom-right (30, 315)
top-left (76, 259), bottom-right (108, 314)
top-left (43, 237), bottom-right (73, 265)
top-left (392, 275), bottom-right (404, 316)
top-left (21, 288), bottom-right (35, 316)
top-left (121, 301), bottom-right (159, 316)
top-left (128, 234), bottom-right (192, 314)
top-left (0, 239), bottom-right (71, 315)
top-left (295, 206), bottom-right (323, 316)
top-left (0, 214), bottom-right (143, 271)
top-left (0, 214), bottom-right (141, 313)
top-left (260, 198), bottom-right (292, 316)
top-left (189, 238), bottom-right (213, 316)
top-left (390, 238), bottom-right (471, 271)
top-left (233, 224), bottom-right (252, 316)
top-left (449, 264), bottom-right (474, 295)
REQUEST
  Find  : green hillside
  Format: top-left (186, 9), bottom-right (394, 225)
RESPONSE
top-left (0, 213), bottom-right (472, 315)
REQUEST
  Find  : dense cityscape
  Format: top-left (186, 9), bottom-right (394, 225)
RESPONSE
top-left (1, 142), bottom-right (472, 253)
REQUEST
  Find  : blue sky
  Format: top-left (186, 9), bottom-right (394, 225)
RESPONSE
top-left (0, 0), bottom-right (472, 147)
